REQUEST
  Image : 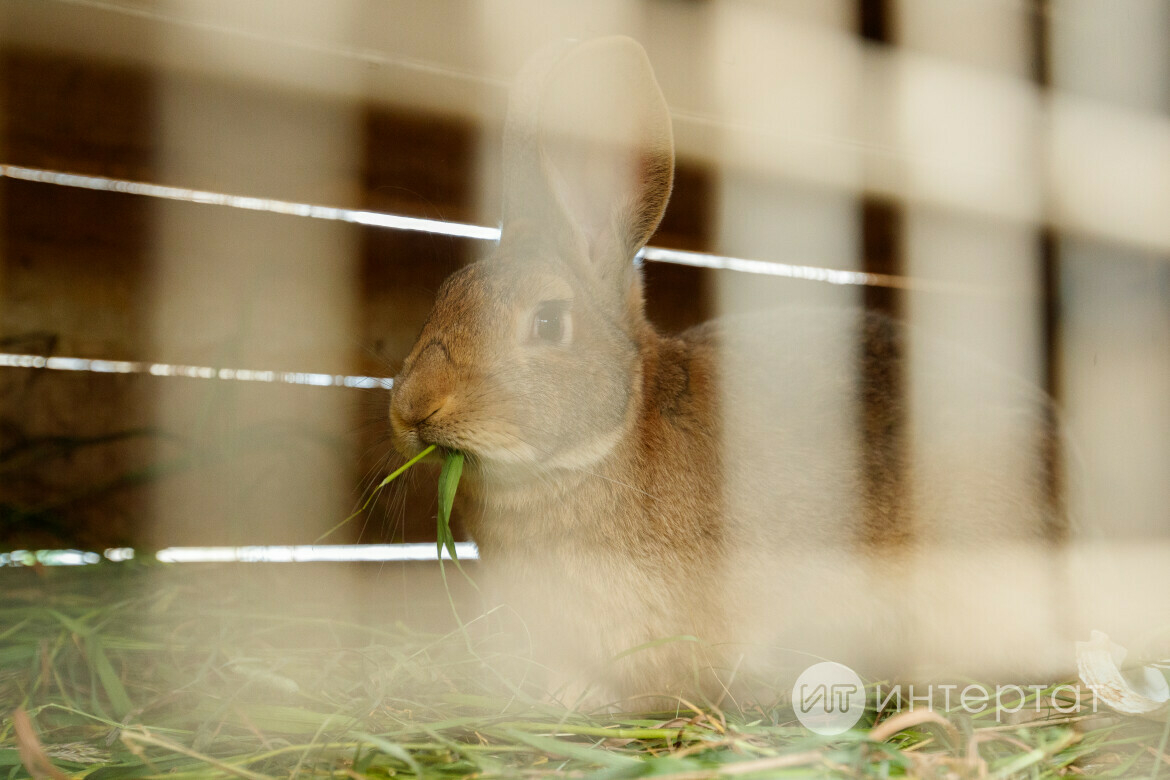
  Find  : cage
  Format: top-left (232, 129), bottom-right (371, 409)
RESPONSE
top-left (2, 1), bottom-right (1169, 776)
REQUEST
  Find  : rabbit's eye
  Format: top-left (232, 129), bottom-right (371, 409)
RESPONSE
top-left (531, 301), bottom-right (571, 344)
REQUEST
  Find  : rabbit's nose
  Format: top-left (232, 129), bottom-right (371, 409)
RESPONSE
top-left (390, 390), bottom-right (450, 433)
top-left (389, 345), bottom-right (455, 434)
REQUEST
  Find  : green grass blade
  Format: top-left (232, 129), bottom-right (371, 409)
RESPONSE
top-left (436, 449), bottom-right (478, 595)
top-left (314, 444), bottom-right (435, 543)
top-left (499, 728), bottom-right (639, 770)
top-left (87, 636), bottom-right (132, 719)
top-left (187, 703), bottom-right (359, 735)
top-left (352, 732), bottom-right (422, 776)
top-left (436, 450), bottom-right (464, 562)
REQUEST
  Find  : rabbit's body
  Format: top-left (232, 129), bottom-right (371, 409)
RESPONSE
top-left (390, 37), bottom-right (1069, 705)
top-left (455, 319), bottom-right (728, 698)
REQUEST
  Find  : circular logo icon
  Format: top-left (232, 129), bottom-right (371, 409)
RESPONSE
top-left (792, 661), bottom-right (866, 735)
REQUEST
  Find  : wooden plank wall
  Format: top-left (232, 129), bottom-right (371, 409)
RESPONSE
top-left (1, 51), bottom-right (156, 549)
top-left (0, 47), bottom-right (713, 548)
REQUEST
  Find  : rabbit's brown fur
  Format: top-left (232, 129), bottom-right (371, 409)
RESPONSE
top-left (390, 37), bottom-right (1070, 705)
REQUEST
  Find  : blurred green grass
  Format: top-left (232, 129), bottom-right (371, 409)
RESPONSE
top-left (0, 563), bottom-right (1164, 779)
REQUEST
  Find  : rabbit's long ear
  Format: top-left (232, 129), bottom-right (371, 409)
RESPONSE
top-left (501, 37), bottom-right (674, 297)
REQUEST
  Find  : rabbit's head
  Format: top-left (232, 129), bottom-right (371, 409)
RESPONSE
top-left (389, 37), bottom-right (674, 479)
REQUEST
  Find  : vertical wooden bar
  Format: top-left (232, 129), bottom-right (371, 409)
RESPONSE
top-left (1031, 0), bottom-right (1069, 543)
top-left (358, 107), bottom-right (475, 542)
top-left (643, 160), bottom-right (716, 335)
top-left (857, 198), bottom-right (910, 549)
top-left (0, 51), bottom-right (155, 550)
top-left (856, 0), bottom-right (910, 550)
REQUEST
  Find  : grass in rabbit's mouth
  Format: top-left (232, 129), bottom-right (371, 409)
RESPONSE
top-left (435, 449), bottom-right (464, 567)
top-left (0, 566), bottom-right (1163, 779)
top-left (317, 445), bottom-right (465, 567)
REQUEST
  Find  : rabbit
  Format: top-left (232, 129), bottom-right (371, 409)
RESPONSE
top-left (389, 36), bottom-right (1073, 707)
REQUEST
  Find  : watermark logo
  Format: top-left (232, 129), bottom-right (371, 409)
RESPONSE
top-left (792, 661), bottom-right (1101, 735)
top-left (873, 682), bottom-right (1099, 719)
top-left (792, 661), bottom-right (866, 735)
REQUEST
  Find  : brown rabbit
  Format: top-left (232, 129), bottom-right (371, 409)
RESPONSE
top-left (390, 37), bottom-right (1070, 705)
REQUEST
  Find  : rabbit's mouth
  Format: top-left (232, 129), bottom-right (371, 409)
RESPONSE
top-left (391, 419), bottom-right (450, 460)
top-left (390, 386), bottom-right (558, 467)
top-left (392, 413), bottom-right (515, 465)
